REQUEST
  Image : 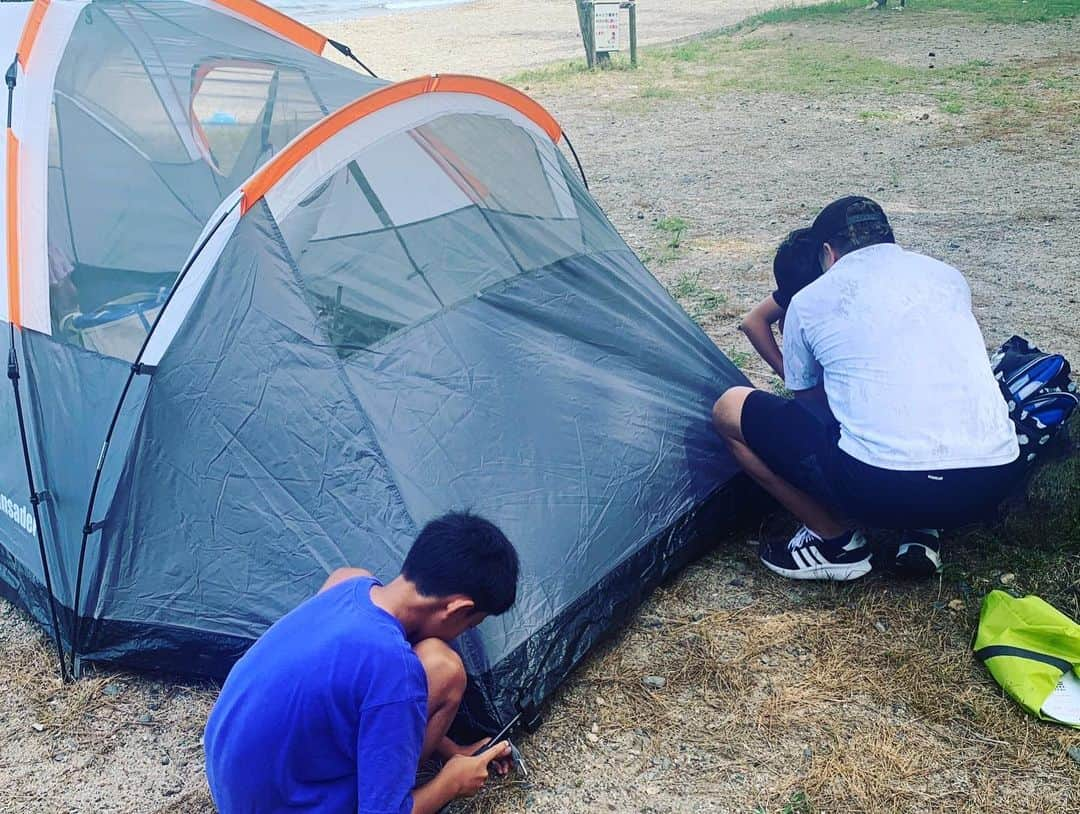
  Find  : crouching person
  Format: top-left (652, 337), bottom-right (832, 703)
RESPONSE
top-left (204, 512), bottom-right (520, 813)
top-left (713, 196), bottom-right (1021, 581)
top-left (739, 227), bottom-right (822, 380)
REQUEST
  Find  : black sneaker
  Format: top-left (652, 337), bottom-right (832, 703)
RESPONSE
top-left (894, 529), bottom-right (941, 578)
top-left (759, 526), bottom-right (872, 581)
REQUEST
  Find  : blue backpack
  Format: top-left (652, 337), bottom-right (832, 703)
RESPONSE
top-left (990, 336), bottom-right (1078, 466)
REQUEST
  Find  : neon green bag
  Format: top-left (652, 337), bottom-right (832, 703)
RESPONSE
top-left (973, 590), bottom-right (1080, 728)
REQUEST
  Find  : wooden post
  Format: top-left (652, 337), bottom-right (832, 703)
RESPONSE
top-left (575, 0), bottom-right (595, 69)
top-left (628, 1), bottom-right (637, 67)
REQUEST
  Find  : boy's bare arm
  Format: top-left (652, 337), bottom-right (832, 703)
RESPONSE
top-left (739, 295), bottom-right (786, 378)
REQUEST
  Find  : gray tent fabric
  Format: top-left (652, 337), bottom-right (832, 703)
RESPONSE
top-left (1, 329), bottom-right (147, 633)
top-left (77, 189), bottom-right (753, 726)
top-left (1, 0), bottom-right (759, 733)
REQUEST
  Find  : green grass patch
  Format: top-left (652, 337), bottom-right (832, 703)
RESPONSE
top-left (754, 791), bottom-right (815, 814)
top-left (639, 85), bottom-right (678, 100)
top-left (771, 379), bottom-right (793, 398)
top-left (506, 60), bottom-right (590, 85)
top-left (938, 94), bottom-right (965, 114)
top-left (507, 0), bottom-right (1077, 87)
top-left (727, 348), bottom-right (752, 369)
top-left (668, 40), bottom-right (711, 63)
top-left (656, 216), bottom-right (688, 248)
top-left (514, 8), bottom-right (1077, 143)
top-left (672, 271), bottom-right (726, 321)
top-left (736, 0), bottom-right (1079, 28)
top-left (738, 0), bottom-right (865, 28)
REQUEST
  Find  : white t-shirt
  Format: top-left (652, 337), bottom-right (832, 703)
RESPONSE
top-left (783, 243), bottom-right (1019, 471)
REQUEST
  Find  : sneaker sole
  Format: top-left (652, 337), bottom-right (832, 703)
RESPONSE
top-left (894, 543), bottom-right (941, 579)
top-left (760, 557), bottom-right (873, 581)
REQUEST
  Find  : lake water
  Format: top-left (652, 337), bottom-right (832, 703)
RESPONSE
top-left (272, 0), bottom-right (473, 24)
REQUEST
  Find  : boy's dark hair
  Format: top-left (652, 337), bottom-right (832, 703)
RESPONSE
top-left (772, 227), bottom-right (821, 309)
top-left (810, 195), bottom-right (895, 258)
top-left (402, 512), bottom-right (519, 615)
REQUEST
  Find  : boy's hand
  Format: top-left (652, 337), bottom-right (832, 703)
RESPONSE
top-left (439, 737), bottom-right (512, 775)
top-left (442, 742), bottom-right (513, 796)
top-left (462, 738), bottom-right (512, 775)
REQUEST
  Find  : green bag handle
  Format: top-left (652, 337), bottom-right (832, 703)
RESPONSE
top-left (973, 590), bottom-right (1080, 727)
top-left (974, 645), bottom-right (1074, 675)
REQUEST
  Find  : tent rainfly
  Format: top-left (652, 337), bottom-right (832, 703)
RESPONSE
top-left (1, 0), bottom-right (755, 731)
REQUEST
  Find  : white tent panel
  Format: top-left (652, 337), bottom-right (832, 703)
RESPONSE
top-left (7, 0), bottom-right (87, 334)
top-left (264, 93), bottom-right (560, 223)
top-left (357, 134), bottom-right (472, 225)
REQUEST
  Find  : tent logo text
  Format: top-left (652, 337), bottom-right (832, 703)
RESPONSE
top-left (0, 493), bottom-right (35, 537)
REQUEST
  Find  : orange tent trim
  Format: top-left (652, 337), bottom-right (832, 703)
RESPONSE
top-left (16, 0), bottom-right (50, 70)
top-left (241, 75), bottom-right (564, 214)
top-left (211, 0), bottom-right (327, 55)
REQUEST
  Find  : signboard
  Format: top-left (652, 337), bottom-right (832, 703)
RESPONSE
top-left (593, 3), bottom-right (621, 52)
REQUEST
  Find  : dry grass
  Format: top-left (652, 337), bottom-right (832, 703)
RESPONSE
top-left (452, 428), bottom-right (1080, 811)
top-left (452, 547), bottom-right (1079, 812)
top-left (0, 605), bottom-right (216, 811)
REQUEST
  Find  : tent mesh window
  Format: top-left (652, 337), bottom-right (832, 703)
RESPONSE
top-left (279, 112), bottom-right (623, 357)
top-left (45, 0), bottom-right (379, 362)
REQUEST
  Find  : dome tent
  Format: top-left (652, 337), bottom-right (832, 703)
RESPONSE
top-left (1, 0), bottom-right (755, 730)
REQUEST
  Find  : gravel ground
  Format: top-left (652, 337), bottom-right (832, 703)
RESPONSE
top-left (531, 17), bottom-right (1079, 383)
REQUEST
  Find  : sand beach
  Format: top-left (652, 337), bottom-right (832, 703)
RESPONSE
top-left (322, 0), bottom-right (816, 79)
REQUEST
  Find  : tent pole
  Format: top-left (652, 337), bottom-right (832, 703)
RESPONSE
top-left (68, 202), bottom-right (239, 674)
top-left (344, 161), bottom-right (445, 308)
top-left (68, 367), bottom-right (137, 676)
top-left (561, 130), bottom-right (590, 190)
top-left (7, 58), bottom-right (71, 682)
top-left (7, 329), bottom-right (71, 682)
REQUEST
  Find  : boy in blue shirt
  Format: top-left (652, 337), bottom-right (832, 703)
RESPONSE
top-left (204, 512), bottom-right (520, 813)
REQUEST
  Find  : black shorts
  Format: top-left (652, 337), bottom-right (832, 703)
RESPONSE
top-left (739, 390), bottom-right (1022, 529)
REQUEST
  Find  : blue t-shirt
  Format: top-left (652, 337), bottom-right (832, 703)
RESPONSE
top-left (204, 577), bottom-right (428, 813)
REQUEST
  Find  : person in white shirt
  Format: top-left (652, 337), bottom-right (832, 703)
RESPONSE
top-left (711, 196), bottom-right (1021, 580)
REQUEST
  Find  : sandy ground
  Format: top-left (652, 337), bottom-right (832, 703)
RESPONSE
top-left (3, 3), bottom-right (1079, 813)
top-left (541, 19), bottom-right (1080, 384)
top-left (322, 0), bottom-right (816, 79)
